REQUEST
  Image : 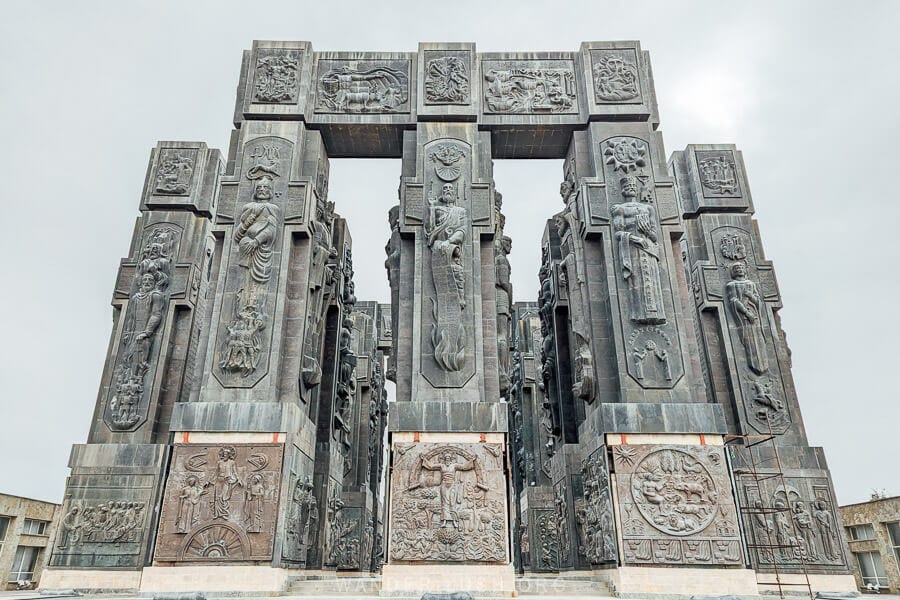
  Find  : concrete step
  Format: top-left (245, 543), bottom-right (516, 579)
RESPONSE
top-left (283, 576), bottom-right (382, 596)
top-left (515, 577), bottom-right (613, 596)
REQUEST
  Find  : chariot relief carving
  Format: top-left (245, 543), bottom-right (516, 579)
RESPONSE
top-left (253, 50), bottom-right (301, 103)
top-left (155, 149), bottom-right (196, 195)
top-left (482, 60), bottom-right (577, 114)
top-left (316, 61), bottom-right (409, 113)
top-left (154, 444), bottom-right (283, 562)
top-left (389, 443), bottom-right (507, 562)
top-left (425, 56), bottom-right (470, 104)
top-left (612, 445), bottom-right (743, 566)
top-left (592, 52), bottom-right (640, 102)
top-left (105, 225), bottom-right (179, 431)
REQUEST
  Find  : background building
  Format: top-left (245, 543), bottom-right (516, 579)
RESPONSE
top-left (0, 494), bottom-right (60, 589)
top-left (840, 495), bottom-right (900, 592)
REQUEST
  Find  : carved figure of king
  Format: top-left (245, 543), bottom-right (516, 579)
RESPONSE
top-left (725, 261), bottom-right (769, 374)
top-left (612, 175), bottom-right (666, 324)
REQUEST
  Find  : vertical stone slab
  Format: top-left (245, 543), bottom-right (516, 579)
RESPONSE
top-left (610, 442), bottom-right (743, 567)
top-left (50, 444), bottom-right (168, 569)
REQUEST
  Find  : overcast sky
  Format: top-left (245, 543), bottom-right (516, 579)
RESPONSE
top-left (1, 1), bottom-right (897, 506)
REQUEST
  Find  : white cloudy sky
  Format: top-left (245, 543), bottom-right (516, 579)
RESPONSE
top-left (1, 1), bottom-right (897, 506)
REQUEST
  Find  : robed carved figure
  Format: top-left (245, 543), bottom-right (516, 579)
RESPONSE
top-left (234, 170), bottom-right (279, 284)
top-left (725, 261), bottom-right (768, 374)
top-left (612, 175), bottom-right (666, 324)
top-left (425, 145), bottom-right (469, 372)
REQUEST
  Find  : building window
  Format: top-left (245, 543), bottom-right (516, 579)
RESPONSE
top-left (887, 521), bottom-right (900, 568)
top-left (847, 523), bottom-right (876, 541)
top-left (20, 519), bottom-right (47, 536)
top-left (0, 516), bottom-right (9, 557)
top-left (855, 551), bottom-right (888, 589)
top-left (8, 546), bottom-right (39, 583)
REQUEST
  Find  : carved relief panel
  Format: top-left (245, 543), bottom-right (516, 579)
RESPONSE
top-left (424, 51), bottom-right (471, 105)
top-left (695, 151), bottom-right (742, 198)
top-left (389, 442), bottom-right (508, 563)
top-left (154, 444), bottom-right (284, 562)
top-left (52, 473), bottom-right (158, 568)
top-left (694, 225), bottom-right (790, 434)
top-left (577, 447), bottom-right (618, 564)
top-left (612, 444), bottom-right (743, 567)
top-left (738, 475), bottom-right (848, 572)
top-left (589, 49), bottom-right (641, 104)
top-left (104, 224), bottom-right (181, 432)
top-left (418, 140), bottom-right (478, 388)
top-left (315, 58), bottom-right (411, 114)
top-left (253, 49), bottom-right (302, 104)
top-left (602, 136), bottom-right (684, 388)
top-left (212, 136), bottom-right (292, 388)
top-left (482, 59), bottom-right (578, 114)
top-left (154, 148), bottom-right (198, 195)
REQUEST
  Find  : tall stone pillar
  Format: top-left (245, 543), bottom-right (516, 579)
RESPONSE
top-left (384, 120), bottom-right (513, 593)
top-left (671, 144), bottom-right (853, 582)
top-left (47, 142), bottom-right (221, 585)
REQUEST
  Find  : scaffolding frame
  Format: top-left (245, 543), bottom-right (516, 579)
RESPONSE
top-left (725, 421), bottom-right (814, 600)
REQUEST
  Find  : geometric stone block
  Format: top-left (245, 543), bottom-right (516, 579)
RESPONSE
top-left (579, 41), bottom-right (658, 124)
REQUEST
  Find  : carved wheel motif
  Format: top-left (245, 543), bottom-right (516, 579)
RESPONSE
top-left (631, 448), bottom-right (718, 536)
top-left (179, 522), bottom-right (250, 560)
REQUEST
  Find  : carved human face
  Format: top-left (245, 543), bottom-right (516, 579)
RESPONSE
top-left (441, 452), bottom-right (455, 465)
top-left (621, 177), bottom-right (638, 199)
top-left (731, 262), bottom-right (747, 279)
top-left (140, 274), bottom-right (155, 293)
top-left (441, 183), bottom-right (455, 203)
top-left (254, 177), bottom-right (273, 200)
top-left (149, 243), bottom-right (162, 259)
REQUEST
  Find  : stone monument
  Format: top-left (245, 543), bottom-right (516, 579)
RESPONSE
top-left (42, 40), bottom-right (855, 598)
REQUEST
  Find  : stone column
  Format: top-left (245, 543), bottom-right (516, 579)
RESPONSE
top-left (672, 144), bottom-right (853, 578)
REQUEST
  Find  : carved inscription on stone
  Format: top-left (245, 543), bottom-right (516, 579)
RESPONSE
top-left (425, 55), bottom-right (470, 104)
top-left (612, 445), bottom-right (743, 566)
top-left (316, 60), bottom-right (410, 113)
top-left (155, 149), bottom-right (196, 195)
top-left (389, 443), bottom-right (508, 562)
top-left (253, 50), bottom-right (301, 104)
top-left (482, 60), bottom-right (577, 114)
top-left (105, 225), bottom-right (180, 431)
top-left (154, 444), bottom-right (283, 562)
top-left (739, 476), bottom-right (847, 571)
top-left (420, 140), bottom-right (475, 386)
top-left (214, 137), bottom-right (291, 387)
top-left (591, 50), bottom-right (640, 102)
top-left (578, 447), bottom-right (618, 564)
top-left (57, 501), bottom-right (147, 548)
top-left (696, 151), bottom-right (741, 197)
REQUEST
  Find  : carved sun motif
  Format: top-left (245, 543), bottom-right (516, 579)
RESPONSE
top-left (604, 138), bottom-right (647, 173)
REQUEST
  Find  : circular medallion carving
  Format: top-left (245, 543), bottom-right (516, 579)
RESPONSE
top-left (630, 448), bottom-right (718, 536)
top-left (179, 522), bottom-right (250, 560)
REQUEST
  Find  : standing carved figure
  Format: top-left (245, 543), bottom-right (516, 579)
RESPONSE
top-left (773, 499), bottom-right (799, 560)
top-left (244, 474), bottom-right (266, 533)
top-left (792, 501), bottom-right (818, 560)
top-left (725, 262), bottom-right (769, 374)
top-left (176, 475), bottom-right (207, 533)
top-left (213, 446), bottom-right (242, 519)
top-left (611, 175), bottom-right (666, 324)
top-left (813, 499), bottom-right (839, 560)
top-left (426, 179), bottom-right (468, 371)
top-left (412, 451), bottom-right (488, 530)
top-left (234, 172), bottom-right (279, 284)
top-left (58, 504), bottom-right (83, 549)
top-left (495, 235), bottom-right (513, 395)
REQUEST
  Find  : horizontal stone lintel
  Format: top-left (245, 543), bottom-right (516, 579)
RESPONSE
top-left (170, 401), bottom-right (304, 433)
top-left (597, 402), bottom-right (728, 435)
top-left (387, 401), bottom-right (508, 433)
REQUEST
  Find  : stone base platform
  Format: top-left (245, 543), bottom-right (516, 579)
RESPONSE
top-left (381, 564), bottom-right (516, 596)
